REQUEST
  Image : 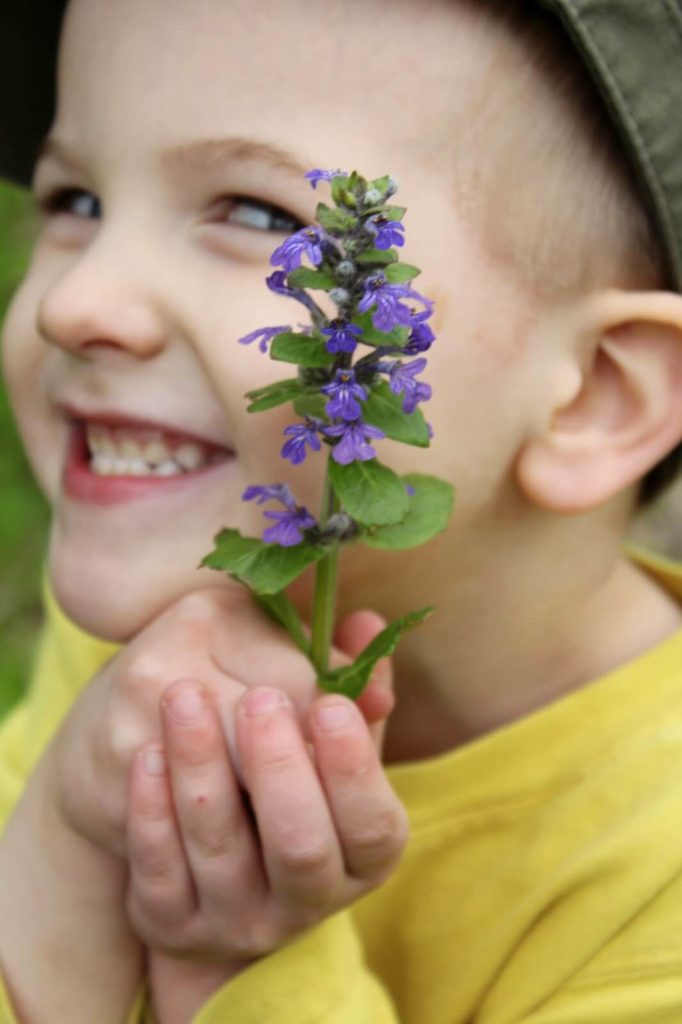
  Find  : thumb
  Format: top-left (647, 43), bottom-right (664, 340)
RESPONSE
top-left (331, 609), bottom-right (395, 751)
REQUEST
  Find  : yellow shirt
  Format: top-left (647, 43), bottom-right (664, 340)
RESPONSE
top-left (2, 544), bottom-right (682, 1023)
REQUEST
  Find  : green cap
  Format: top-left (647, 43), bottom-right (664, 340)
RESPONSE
top-left (2, 0), bottom-right (682, 290)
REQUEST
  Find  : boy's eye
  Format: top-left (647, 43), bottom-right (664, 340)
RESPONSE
top-left (36, 188), bottom-right (304, 234)
top-left (214, 196), bottom-right (305, 234)
top-left (38, 187), bottom-right (102, 219)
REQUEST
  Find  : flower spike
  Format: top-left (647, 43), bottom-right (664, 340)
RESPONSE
top-left (202, 166), bottom-right (454, 698)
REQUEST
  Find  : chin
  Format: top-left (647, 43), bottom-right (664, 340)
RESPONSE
top-left (48, 547), bottom-right (180, 643)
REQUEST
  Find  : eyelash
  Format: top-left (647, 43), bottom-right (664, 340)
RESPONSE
top-left (36, 187), bottom-right (304, 234)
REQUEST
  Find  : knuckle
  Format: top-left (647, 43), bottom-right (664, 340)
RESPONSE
top-left (227, 919), bottom-right (281, 959)
top-left (348, 805), bottom-right (410, 865)
top-left (173, 589), bottom-right (215, 622)
top-left (126, 889), bottom-right (187, 943)
top-left (134, 842), bottom-right (178, 882)
top-left (172, 730), bottom-right (218, 768)
top-left (192, 821), bottom-right (230, 860)
top-left (277, 836), bottom-right (335, 876)
top-left (172, 588), bottom-right (233, 628)
top-left (254, 741), bottom-right (300, 777)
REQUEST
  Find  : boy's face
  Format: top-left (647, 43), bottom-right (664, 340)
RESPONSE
top-left (1, 0), bottom-right (541, 640)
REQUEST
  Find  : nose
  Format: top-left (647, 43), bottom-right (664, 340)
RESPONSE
top-left (36, 231), bottom-right (167, 361)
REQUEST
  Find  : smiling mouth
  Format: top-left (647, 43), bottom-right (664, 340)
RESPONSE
top-left (81, 420), bottom-right (230, 476)
top-left (63, 419), bottom-right (236, 506)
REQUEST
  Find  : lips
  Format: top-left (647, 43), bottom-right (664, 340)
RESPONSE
top-left (62, 413), bottom-right (236, 506)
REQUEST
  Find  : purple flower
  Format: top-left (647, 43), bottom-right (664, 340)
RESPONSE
top-left (388, 358), bottom-right (433, 413)
top-left (367, 215), bottom-right (405, 250)
top-left (270, 227), bottom-right (324, 272)
top-left (357, 272), bottom-right (431, 332)
top-left (305, 168), bottom-right (348, 189)
top-left (281, 418), bottom-right (324, 465)
top-left (324, 421), bottom-right (385, 464)
top-left (320, 318), bottom-right (363, 354)
top-left (266, 270), bottom-right (293, 296)
top-left (263, 505), bottom-right (317, 546)
top-left (238, 324), bottom-right (290, 354)
top-left (320, 369), bottom-right (368, 421)
top-left (404, 308), bottom-right (436, 354)
top-left (243, 483), bottom-right (296, 508)
top-left (266, 271), bottom-right (323, 319)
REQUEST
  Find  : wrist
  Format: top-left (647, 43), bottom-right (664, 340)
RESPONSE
top-left (149, 952), bottom-right (255, 1024)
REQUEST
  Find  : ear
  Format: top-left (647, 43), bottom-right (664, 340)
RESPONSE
top-left (515, 291), bottom-right (682, 513)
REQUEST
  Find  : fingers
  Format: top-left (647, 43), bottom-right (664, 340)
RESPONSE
top-left (159, 680), bottom-right (267, 920)
top-left (236, 688), bottom-right (348, 911)
top-left (332, 609), bottom-right (394, 745)
top-left (126, 743), bottom-right (196, 938)
top-left (310, 694), bottom-right (409, 882)
top-left (237, 686), bottom-right (408, 911)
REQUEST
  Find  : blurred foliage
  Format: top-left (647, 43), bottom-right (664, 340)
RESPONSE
top-left (0, 180), bottom-right (50, 718)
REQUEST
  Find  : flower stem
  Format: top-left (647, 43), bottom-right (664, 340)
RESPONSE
top-left (310, 461), bottom-right (341, 678)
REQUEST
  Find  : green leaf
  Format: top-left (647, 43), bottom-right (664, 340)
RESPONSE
top-left (382, 205), bottom-right (406, 222)
top-left (330, 174), bottom-right (359, 209)
top-left (317, 607), bottom-right (432, 698)
top-left (353, 310), bottom-right (410, 348)
top-left (315, 203), bottom-right (358, 234)
top-left (330, 175), bottom-right (350, 205)
top-left (355, 248), bottom-right (398, 266)
top-left (361, 204), bottom-right (406, 221)
top-left (245, 378), bottom-right (302, 413)
top-left (328, 458), bottom-right (409, 527)
top-left (384, 263), bottom-right (421, 283)
top-left (287, 267), bottom-right (336, 291)
top-left (201, 529), bottom-right (325, 595)
top-left (363, 474), bottom-right (455, 551)
top-left (270, 332), bottom-right (334, 368)
top-left (255, 592), bottom-right (310, 656)
top-left (362, 380), bottom-right (431, 447)
top-left (293, 391), bottom-right (328, 419)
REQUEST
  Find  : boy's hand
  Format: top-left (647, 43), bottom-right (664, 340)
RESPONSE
top-left (125, 620), bottom-right (408, 964)
top-left (50, 587), bottom-right (394, 859)
top-left (124, 613), bottom-right (408, 1023)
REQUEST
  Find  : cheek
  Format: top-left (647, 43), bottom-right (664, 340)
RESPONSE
top-left (1, 281), bottom-right (63, 503)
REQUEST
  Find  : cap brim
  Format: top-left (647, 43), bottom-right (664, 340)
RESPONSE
top-left (0, 0), bottom-right (67, 187)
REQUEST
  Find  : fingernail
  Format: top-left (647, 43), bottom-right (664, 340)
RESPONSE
top-left (316, 700), bottom-right (354, 732)
top-left (243, 688), bottom-right (288, 716)
top-left (166, 686), bottom-right (205, 723)
top-left (141, 747), bottom-right (166, 776)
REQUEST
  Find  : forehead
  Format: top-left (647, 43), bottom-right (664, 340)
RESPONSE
top-left (55, 0), bottom-right (472, 181)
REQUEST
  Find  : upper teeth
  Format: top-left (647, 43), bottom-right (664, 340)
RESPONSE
top-left (86, 424), bottom-right (215, 476)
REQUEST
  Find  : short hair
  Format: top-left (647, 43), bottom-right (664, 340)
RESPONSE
top-left (448, 0), bottom-right (680, 507)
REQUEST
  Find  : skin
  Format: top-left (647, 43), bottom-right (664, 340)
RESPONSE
top-left (2, 0), bottom-right (682, 1015)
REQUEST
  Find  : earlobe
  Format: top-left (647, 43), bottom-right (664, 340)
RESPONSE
top-left (515, 291), bottom-right (682, 514)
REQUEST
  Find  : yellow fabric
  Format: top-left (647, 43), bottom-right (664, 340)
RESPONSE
top-left (1, 548), bottom-right (681, 1022)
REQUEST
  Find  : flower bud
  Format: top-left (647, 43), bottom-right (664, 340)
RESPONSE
top-left (329, 287), bottom-right (350, 306)
top-left (364, 188), bottom-right (383, 205)
top-left (335, 260), bottom-right (356, 282)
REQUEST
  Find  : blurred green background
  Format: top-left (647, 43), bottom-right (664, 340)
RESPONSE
top-left (0, 181), bottom-right (50, 719)
top-left (0, 179), bottom-right (680, 724)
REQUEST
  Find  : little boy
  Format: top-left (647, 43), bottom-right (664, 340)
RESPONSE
top-left (1, 0), bottom-right (682, 1021)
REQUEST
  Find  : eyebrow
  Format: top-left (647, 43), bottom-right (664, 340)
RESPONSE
top-left (35, 134), bottom-right (313, 183)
